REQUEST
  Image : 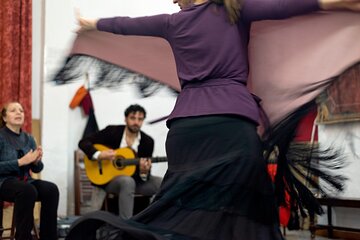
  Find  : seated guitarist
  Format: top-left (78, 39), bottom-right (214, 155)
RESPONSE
top-left (78, 104), bottom-right (162, 219)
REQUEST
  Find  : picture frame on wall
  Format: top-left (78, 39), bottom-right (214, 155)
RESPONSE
top-left (317, 63), bottom-right (360, 125)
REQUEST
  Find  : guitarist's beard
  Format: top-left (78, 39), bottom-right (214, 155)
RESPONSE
top-left (127, 125), bottom-right (140, 134)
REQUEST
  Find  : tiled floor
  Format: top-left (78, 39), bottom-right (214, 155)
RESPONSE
top-left (4, 231), bottom-right (344, 240)
top-left (58, 231), bottom-right (340, 240)
top-left (59, 230), bottom-right (342, 240)
top-left (58, 231), bottom-right (338, 240)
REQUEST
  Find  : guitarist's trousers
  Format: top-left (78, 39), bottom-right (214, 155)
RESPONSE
top-left (105, 175), bottom-right (162, 219)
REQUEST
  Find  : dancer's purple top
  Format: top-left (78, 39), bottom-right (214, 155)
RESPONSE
top-left (97, 0), bottom-right (319, 126)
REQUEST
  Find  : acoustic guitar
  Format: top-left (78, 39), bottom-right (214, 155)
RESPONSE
top-left (83, 144), bottom-right (167, 185)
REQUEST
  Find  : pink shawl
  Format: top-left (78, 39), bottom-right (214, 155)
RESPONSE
top-left (69, 11), bottom-right (360, 125)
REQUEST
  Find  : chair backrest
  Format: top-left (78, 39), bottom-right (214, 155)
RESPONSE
top-left (74, 149), bottom-right (96, 215)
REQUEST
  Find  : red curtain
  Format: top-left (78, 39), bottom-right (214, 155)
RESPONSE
top-left (0, 0), bottom-right (32, 132)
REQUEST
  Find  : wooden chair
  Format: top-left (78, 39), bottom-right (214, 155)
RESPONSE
top-left (0, 201), bottom-right (39, 240)
top-left (74, 149), bottom-right (97, 215)
top-left (74, 149), bottom-right (151, 216)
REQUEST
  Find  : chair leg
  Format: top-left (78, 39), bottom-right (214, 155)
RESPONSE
top-left (0, 201), bottom-right (15, 240)
top-left (0, 201), bottom-right (3, 240)
top-left (103, 196), bottom-right (109, 211)
top-left (0, 205), bottom-right (38, 240)
top-left (10, 210), bottom-right (15, 240)
top-left (0, 204), bottom-right (15, 240)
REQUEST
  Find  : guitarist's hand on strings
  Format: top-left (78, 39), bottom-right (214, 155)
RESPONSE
top-left (98, 149), bottom-right (116, 161)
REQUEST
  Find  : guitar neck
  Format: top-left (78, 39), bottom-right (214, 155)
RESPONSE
top-left (118, 157), bottom-right (167, 166)
top-left (150, 157), bottom-right (167, 163)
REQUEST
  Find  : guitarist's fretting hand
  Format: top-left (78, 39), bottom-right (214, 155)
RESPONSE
top-left (139, 158), bottom-right (152, 175)
top-left (98, 149), bottom-right (116, 161)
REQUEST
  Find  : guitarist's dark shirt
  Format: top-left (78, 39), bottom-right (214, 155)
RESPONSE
top-left (78, 125), bottom-right (154, 185)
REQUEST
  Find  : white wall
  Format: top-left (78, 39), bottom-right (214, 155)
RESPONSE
top-left (40, 0), bottom-right (178, 216)
top-left (317, 123), bottom-right (360, 229)
top-left (32, 0), bottom-right (44, 119)
top-left (319, 123), bottom-right (360, 198)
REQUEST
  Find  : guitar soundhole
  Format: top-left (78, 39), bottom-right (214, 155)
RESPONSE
top-left (113, 157), bottom-right (125, 169)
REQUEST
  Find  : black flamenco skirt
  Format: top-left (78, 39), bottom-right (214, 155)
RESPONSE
top-left (67, 115), bottom-right (284, 240)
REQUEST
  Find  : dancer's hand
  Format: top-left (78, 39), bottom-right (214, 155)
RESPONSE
top-left (319, 0), bottom-right (360, 11)
top-left (76, 10), bottom-right (98, 33)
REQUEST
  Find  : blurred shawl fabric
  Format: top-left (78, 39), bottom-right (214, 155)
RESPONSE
top-left (248, 11), bottom-right (360, 125)
top-left (70, 32), bottom-right (180, 91)
top-left (67, 11), bottom-right (360, 125)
